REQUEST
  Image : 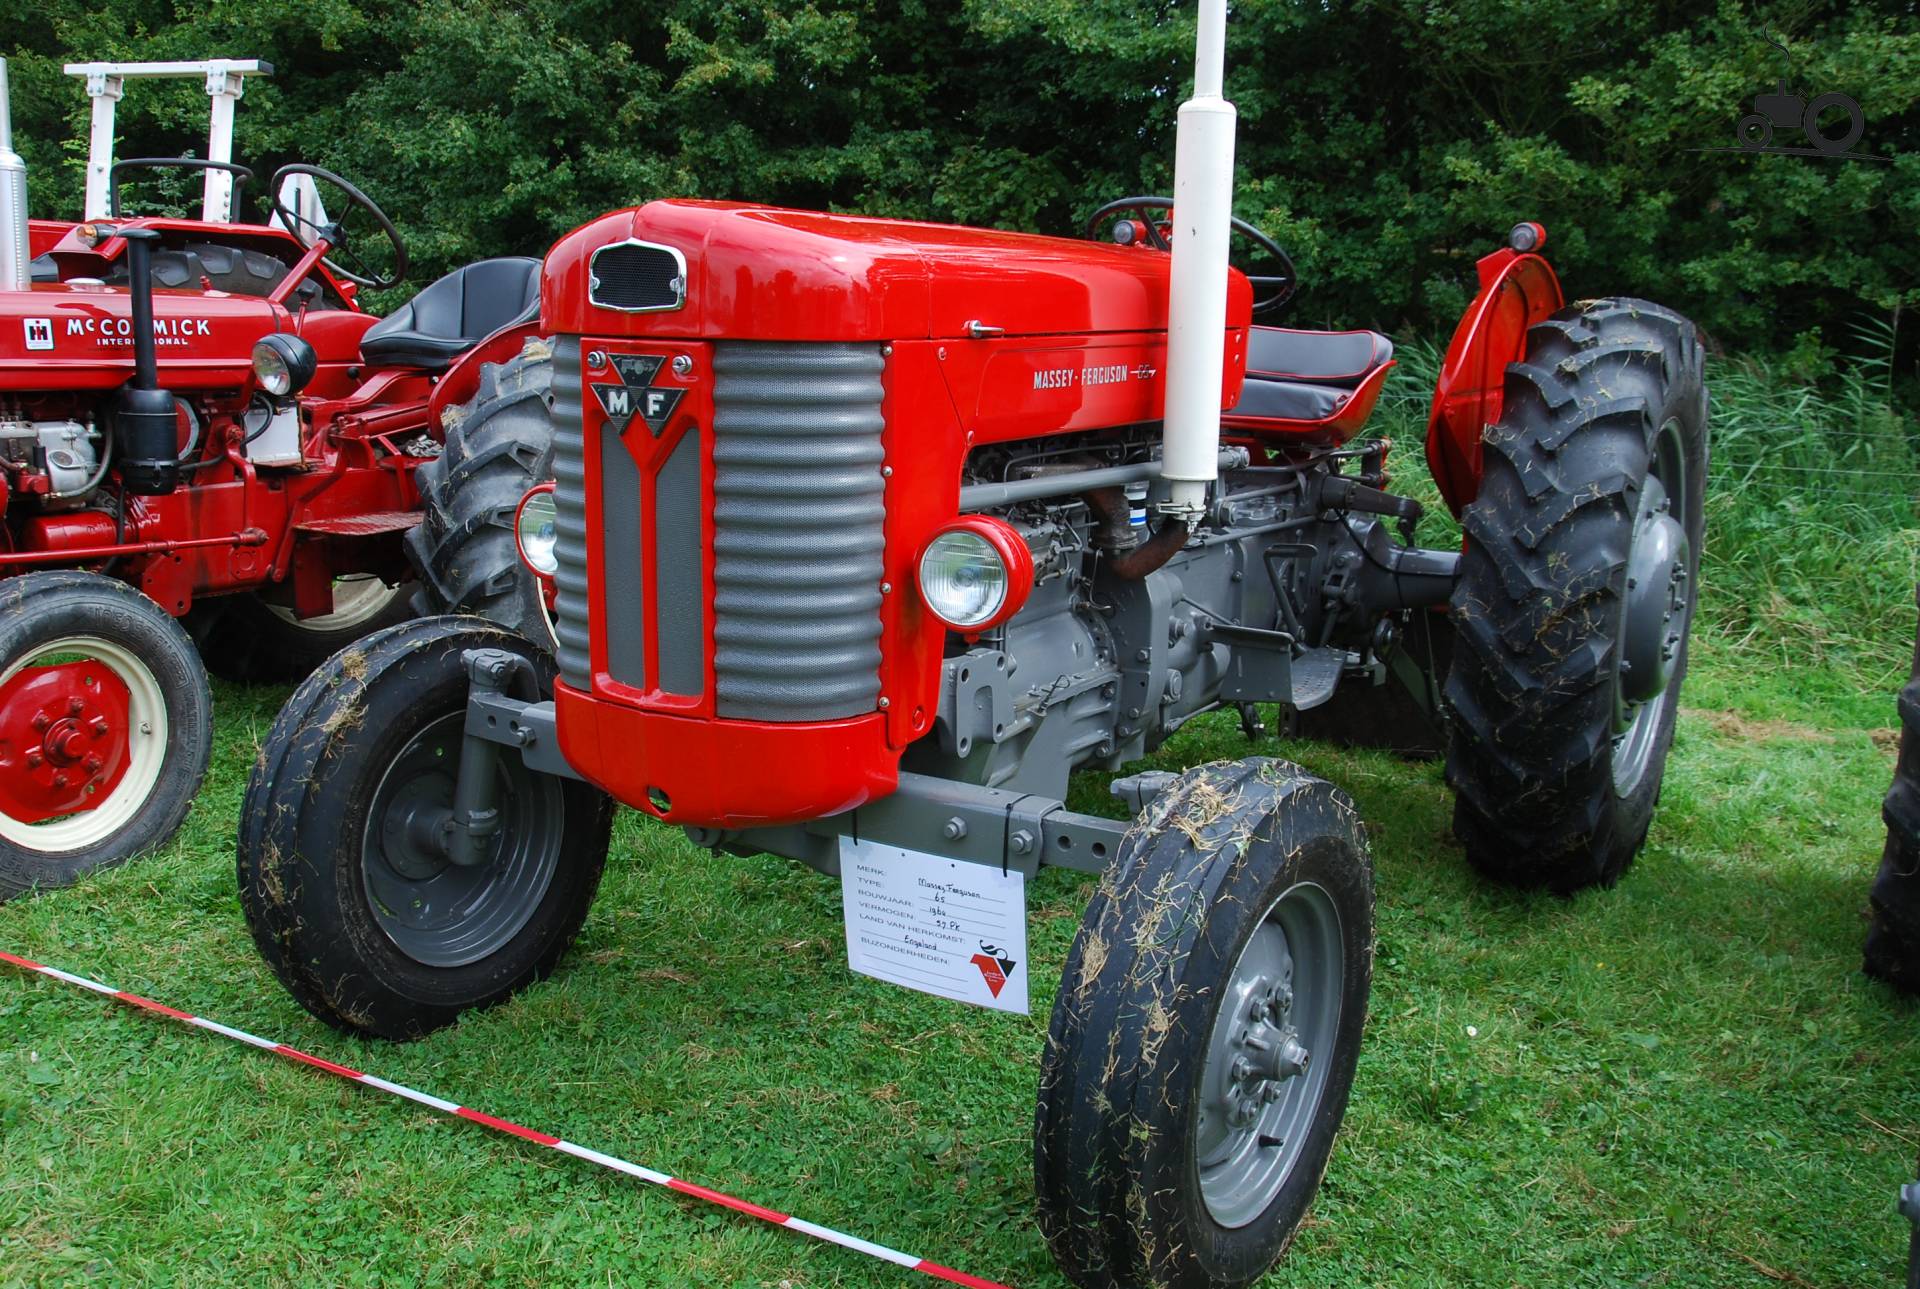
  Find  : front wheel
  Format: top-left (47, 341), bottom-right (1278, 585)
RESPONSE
top-left (1444, 297), bottom-right (1708, 892)
top-left (0, 572), bottom-right (211, 900)
top-left (237, 616), bottom-right (612, 1039)
top-left (1035, 758), bottom-right (1374, 1289)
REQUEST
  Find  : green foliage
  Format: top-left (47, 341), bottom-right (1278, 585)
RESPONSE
top-left (4, 1), bottom-right (1916, 351)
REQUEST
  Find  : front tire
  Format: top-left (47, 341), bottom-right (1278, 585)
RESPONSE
top-left (1444, 298), bottom-right (1708, 892)
top-left (1035, 758), bottom-right (1374, 1289)
top-left (405, 340), bottom-right (555, 642)
top-left (237, 616), bottom-right (612, 1039)
top-left (0, 572), bottom-right (211, 900)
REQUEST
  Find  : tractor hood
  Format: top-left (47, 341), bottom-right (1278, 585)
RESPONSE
top-left (542, 199), bottom-right (1251, 343)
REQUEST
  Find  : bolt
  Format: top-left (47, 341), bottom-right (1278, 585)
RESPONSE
top-left (1010, 830), bottom-right (1034, 856)
top-left (942, 817), bottom-right (968, 840)
top-left (881, 466), bottom-right (893, 478)
top-left (880, 581), bottom-right (893, 594)
top-left (671, 353), bottom-right (693, 378)
top-left (25, 750), bottom-right (42, 768)
top-left (84, 754), bottom-right (102, 773)
top-left (586, 349), bottom-right (607, 369)
top-left (51, 772), bottom-right (67, 789)
top-left (878, 697), bottom-right (891, 710)
top-left (30, 713), bottom-right (48, 732)
top-left (68, 698), bottom-right (85, 716)
top-left (1135, 649), bottom-right (1151, 663)
top-left (1231, 1056), bottom-right (1255, 1084)
top-left (90, 716), bottom-right (108, 736)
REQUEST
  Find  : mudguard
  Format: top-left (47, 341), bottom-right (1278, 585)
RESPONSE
top-left (1425, 224), bottom-right (1563, 516)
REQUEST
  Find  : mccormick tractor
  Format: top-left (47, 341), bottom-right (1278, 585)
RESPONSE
top-left (238, 7), bottom-right (1708, 1286)
top-left (0, 58), bottom-right (551, 898)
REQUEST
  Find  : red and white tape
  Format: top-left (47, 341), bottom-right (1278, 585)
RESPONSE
top-left (0, 948), bottom-right (1011, 1289)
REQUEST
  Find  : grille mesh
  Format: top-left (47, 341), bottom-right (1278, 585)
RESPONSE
top-left (548, 337), bottom-right (592, 690)
top-left (711, 343), bottom-right (886, 721)
top-left (588, 242), bottom-right (684, 312)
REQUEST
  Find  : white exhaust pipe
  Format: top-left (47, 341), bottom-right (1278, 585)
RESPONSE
top-left (0, 58), bottom-right (30, 293)
top-left (1159, 0), bottom-right (1236, 521)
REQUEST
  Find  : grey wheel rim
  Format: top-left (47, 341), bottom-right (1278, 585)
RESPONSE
top-left (1612, 415), bottom-right (1695, 796)
top-left (361, 712), bottom-right (563, 968)
top-left (1194, 879), bottom-right (1344, 1229)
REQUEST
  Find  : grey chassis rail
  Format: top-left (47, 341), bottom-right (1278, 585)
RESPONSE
top-left (461, 653), bottom-right (1154, 878)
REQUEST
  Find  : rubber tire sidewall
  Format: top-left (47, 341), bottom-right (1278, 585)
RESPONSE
top-left (0, 571), bottom-right (211, 898)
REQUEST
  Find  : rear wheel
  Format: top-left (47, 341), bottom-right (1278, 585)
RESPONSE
top-left (1444, 297), bottom-right (1708, 892)
top-left (1035, 758), bottom-right (1373, 1289)
top-left (0, 572), bottom-right (211, 900)
top-left (237, 616), bottom-right (611, 1039)
top-left (201, 575), bottom-right (414, 683)
top-left (1865, 586), bottom-right (1920, 995)
top-left (405, 340), bottom-right (555, 642)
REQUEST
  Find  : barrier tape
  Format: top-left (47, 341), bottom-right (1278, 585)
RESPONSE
top-left (0, 948), bottom-right (1011, 1289)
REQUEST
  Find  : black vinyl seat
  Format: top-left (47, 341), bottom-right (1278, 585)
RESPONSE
top-left (1229, 325), bottom-right (1395, 423)
top-left (359, 256), bottom-right (542, 370)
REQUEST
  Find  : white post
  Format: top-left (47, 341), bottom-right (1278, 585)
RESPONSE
top-left (82, 69), bottom-right (124, 220)
top-left (0, 58), bottom-right (30, 292)
top-left (202, 63), bottom-right (244, 223)
top-left (1159, 0), bottom-right (1237, 521)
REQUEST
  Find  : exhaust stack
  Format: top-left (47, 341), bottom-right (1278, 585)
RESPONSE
top-left (0, 58), bottom-right (29, 293)
top-left (1159, 0), bottom-right (1236, 521)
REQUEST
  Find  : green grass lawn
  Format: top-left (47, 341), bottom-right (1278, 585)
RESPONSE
top-left (1, 635), bottom-right (1914, 1288)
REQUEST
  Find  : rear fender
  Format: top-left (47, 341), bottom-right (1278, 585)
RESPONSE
top-left (1425, 227), bottom-right (1563, 516)
top-left (424, 321), bottom-right (546, 439)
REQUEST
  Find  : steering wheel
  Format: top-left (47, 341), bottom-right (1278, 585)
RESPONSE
top-left (268, 163), bottom-right (409, 290)
top-left (1085, 195), bottom-right (1298, 317)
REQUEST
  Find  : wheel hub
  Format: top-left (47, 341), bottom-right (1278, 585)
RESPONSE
top-left (0, 660), bottom-right (132, 822)
top-left (1223, 983), bottom-right (1311, 1128)
top-left (1620, 486), bottom-right (1690, 708)
top-left (361, 712), bottom-right (564, 969)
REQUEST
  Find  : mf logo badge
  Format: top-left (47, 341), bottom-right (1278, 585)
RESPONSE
top-left (23, 318), bottom-right (53, 352)
top-left (593, 352), bottom-right (686, 437)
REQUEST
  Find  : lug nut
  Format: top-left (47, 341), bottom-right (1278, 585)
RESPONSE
top-left (25, 750), bottom-right (42, 768)
top-left (84, 754), bottom-right (103, 773)
top-left (31, 713), bottom-right (48, 732)
top-left (68, 698), bottom-right (85, 716)
top-left (51, 772), bottom-right (67, 788)
top-left (90, 716), bottom-right (109, 736)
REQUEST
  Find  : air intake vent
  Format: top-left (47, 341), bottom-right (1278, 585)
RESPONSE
top-left (588, 239), bottom-right (686, 313)
top-left (711, 343), bottom-right (886, 721)
top-left (548, 337), bottom-right (592, 690)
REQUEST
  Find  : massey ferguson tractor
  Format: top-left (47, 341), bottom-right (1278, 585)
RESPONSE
top-left (237, 7), bottom-right (1708, 1285)
top-left (0, 58), bottom-right (550, 898)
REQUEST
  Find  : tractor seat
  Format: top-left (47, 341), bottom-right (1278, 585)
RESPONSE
top-left (359, 256), bottom-right (542, 371)
top-left (1229, 326), bottom-right (1395, 423)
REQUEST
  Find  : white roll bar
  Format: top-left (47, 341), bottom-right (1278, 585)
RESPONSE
top-left (63, 59), bottom-right (273, 223)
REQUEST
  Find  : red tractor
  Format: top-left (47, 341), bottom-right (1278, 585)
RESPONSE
top-left (238, 10), bottom-right (1708, 1286)
top-left (0, 58), bottom-right (549, 897)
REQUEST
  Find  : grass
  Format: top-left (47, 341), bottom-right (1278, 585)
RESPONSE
top-left (2, 336), bottom-right (1918, 1287)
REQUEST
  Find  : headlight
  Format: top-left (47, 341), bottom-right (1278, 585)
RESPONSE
top-left (515, 484), bottom-right (559, 577)
top-left (252, 333), bottom-right (317, 398)
top-left (916, 517), bottom-right (1033, 632)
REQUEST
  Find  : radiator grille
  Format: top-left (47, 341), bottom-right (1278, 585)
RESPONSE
top-left (711, 343), bottom-right (886, 721)
top-left (548, 337), bottom-right (592, 690)
top-left (588, 241), bottom-right (686, 313)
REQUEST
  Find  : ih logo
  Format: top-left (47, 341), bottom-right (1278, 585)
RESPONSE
top-left (969, 942), bottom-right (1018, 999)
top-left (23, 318), bottom-right (53, 352)
top-left (593, 352), bottom-right (685, 437)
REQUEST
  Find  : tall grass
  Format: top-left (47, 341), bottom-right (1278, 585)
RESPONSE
top-left (1369, 316), bottom-right (1920, 694)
